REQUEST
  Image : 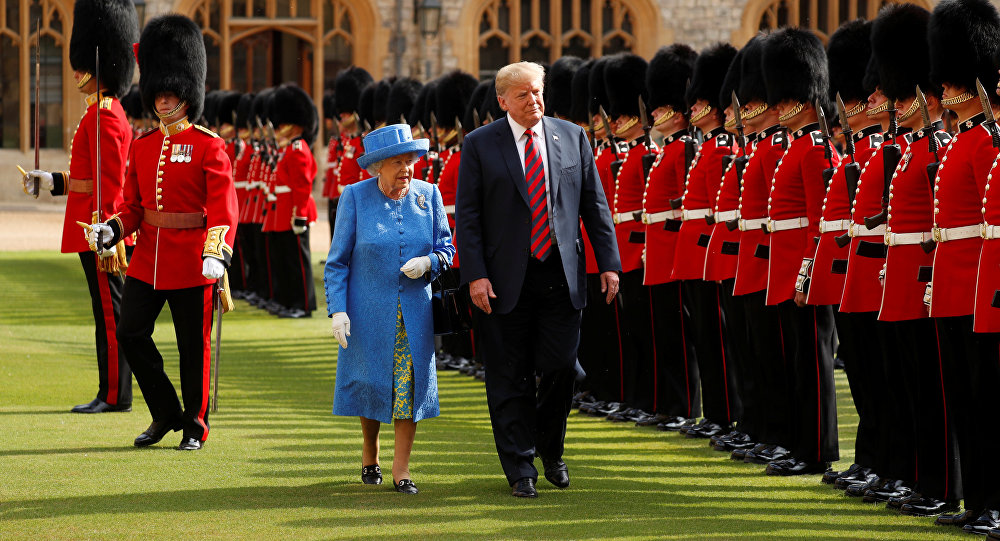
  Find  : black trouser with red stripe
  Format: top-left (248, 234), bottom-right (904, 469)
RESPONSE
top-left (78, 252), bottom-right (132, 406)
top-left (683, 280), bottom-right (740, 426)
top-left (871, 318), bottom-right (917, 485)
top-left (835, 311), bottom-right (889, 472)
top-left (742, 291), bottom-right (789, 447)
top-left (268, 230), bottom-right (316, 313)
top-left (246, 223), bottom-right (269, 300)
top-left (649, 281), bottom-right (700, 418)
top-left (228, 224), bottom-right (249, 292)
top-left (719, 279), bottom-right (752, 435)
top-left (777, 301), bottom-right (838, 464)
top-left (118, 277), bottom-right (214, 441)
top-left (327, 197), bottom-right (339, 241)
top-left (578, 273), bottom-right (624, 403)
top-left (618, 269), bottom-right (655, 412)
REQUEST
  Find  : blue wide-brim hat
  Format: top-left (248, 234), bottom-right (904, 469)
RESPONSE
top-left (357, 124), bottom-right (429, 170)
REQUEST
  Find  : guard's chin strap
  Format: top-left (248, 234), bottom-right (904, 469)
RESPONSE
top-left (76, 72), bottom-right (92, 89)
top-left (155, 100), bottom-right (188, 120)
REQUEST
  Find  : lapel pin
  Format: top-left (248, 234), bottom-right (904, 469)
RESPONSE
top-left (416, 194), bottom-right (427, 209)
top-left (553, 134), bottom-right (559, 141)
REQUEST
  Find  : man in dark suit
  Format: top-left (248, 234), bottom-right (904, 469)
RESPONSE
top-left (456, 61), bottom-right (621, 498)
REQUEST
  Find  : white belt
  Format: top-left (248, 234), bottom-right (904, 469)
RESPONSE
top-left (885, 231), bottom-right (932, 246)
top-left (643, 209), bottom-right (683, 224)
top-left (819, 219), bottom-right (851, 234)
top-left (327, 163), bottom-right (335, 170)
top-left (982, 223), bottom-right (1000, 240)
top-left (932, 224), bottom-right (981, 243)
top-left (850, 223), bottom-right (885, 237)
top-left (715, 210), bottom-right (739, 222)
top-left (613, 210), bottom-right (642, 225)
top-left (274, 185), bottom-right (291, 194)
top-left (266, 193), bottom-right (277, 202)
top-left (766, 216), bottom-right (809, 232)
top-left (682, 208), bottom-right (711, 221)
top-left (444, 205), bottom-right (456, 214)
top-left (739, 217), bottom-right (768, 231)
top-left (234, 181), bottom-right (249, 189)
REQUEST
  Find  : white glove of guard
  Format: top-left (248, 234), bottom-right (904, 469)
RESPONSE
top-left (400, 255), bottom-right (432, 279)
top-left (202, 257), bottom-right (225, 279)
top-left (88, 223), bottom-right (114, 251)
top-left (331, 311), bottom-right (351, 348)
top-left (23, 170), bottom-right (54, 196)
top-left (292, 216), bottom-right (308, 235)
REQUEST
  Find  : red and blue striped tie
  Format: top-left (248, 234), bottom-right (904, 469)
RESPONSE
top-left (524, 128), bottom-right (550, 261)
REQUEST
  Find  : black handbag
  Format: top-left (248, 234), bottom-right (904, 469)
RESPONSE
top-left (430, 253), bottom-right (473, 336)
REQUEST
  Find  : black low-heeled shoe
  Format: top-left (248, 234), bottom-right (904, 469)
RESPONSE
top-left (394, 478), bottom-right (418, 494)
top-left (361, 464), bottom-right (382, 485)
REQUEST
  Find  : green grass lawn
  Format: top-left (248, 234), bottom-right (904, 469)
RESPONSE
top-left (0, 251), bottom-right (968, 540)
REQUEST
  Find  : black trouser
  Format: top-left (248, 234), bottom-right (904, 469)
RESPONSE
top-left (78, 251), bottom-right (132, 406)
top-left (327, 197), bottom-right (339, 242)
top-left (777, 301), bottom-right (838, 464)
top-left (718, 279), bottom-right (749, 434)
top-left (618, 269), bottom-right (655, 412)
top-left (118, 277), bottom-right (214, 441)
top-left (835, 311), bottom-right (889, 473)
top-left (246, 223), bottom-right (269, 300)
top-left (268, 229), bottom-right (316, 313)
top-left (936, 316), bottom-right (1000, 511)
top-left (872, 319), bottom-right (917, 484)
top-left (892, 318), bottom-right (962, 501)
top-left (578, 273), bottom-right (624, 403)
top-left (683, 280), bottom-right (738, 425)
top-left (479, 253), bottom-right (579, 485)
top-left (742, 290), bottom-right (789, 447)
top-left (228, 225), bottom-right (247, 292)
top-left (649, 281), bottom-right (700, 418)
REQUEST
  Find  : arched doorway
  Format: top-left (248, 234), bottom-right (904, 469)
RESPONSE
top-left (733, 0), bottom-right (934, 45)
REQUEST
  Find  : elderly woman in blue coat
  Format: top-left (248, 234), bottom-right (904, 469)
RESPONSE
top-left (324, 124), bottom-right (455, 495)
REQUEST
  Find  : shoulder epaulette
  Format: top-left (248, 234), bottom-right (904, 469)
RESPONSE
top-left (935, 131), bottom-right (953, 146)
top-left (99, 96), bottom-right (114, 110)
top-left (195, 124), bottom-right (220, 138)
top-left (810, 132), bottom-right (824, 146)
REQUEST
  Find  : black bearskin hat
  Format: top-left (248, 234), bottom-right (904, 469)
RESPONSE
top-left (322, 94), bottom-right (336, 120)
top-left (358, 83), bottom-right (376, 128)
top-left (719, 46), bottom-right (743, 110)
top-left (928, 0), bottom-right (1000, 102)
top-left (372, 77), bottom-right (396, 126)
top-left (686, 43), bottom-right (738, 111)
top-left (386, 77), bottom-right (422, 125)
top-left (762, 28), bottom-right (829, 107)
top-left (251, 88), bottom-right (274, 126)
top-left (545, 56), bottom-right (583, 119)
top-left (203, 89), bottom-right (222, 125)
top-left (236, 92), bottom-right (255, 130)
top-left (872, 4), bottom-right (934, 101)
top-left (435, 70), bottom-right (479, 129)
top-left (120, 85), bottom-right (143, 119)
top-left (69, 0), bottom-right (139, 98)
top-left (827, 19), bottom-right (874, 103)
top-left (272, 82), bottom-right (318, 145)
top-left (333, 66), bottom-right (374, 115)
top-left (604, 53), bottom-right (648, 119)
top-left (738, 33), bottom-right (769, 104)
top-left (570, 59), bottom-right (594, 124)
top-left (862, 55), bottom-right (880, 96)
top-left (137, 14), bottom-right (207, 121)
top-left (217, 91), bottom-right (242, 126)
top-left (588, 57), bottom-right (611, 116)
top-left (409, 80), bottom-right (437, 129)
top-left (464, 80), bottom-right (491, 129)
top-left (647, 44), bottom-right (697, 112)
top-left (481, 79), bottom-right (503, 121)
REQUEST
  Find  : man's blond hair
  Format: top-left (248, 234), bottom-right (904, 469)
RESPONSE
top-left (495, 61), bottom-right (546, 97)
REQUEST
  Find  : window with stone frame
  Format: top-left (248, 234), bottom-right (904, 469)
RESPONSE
top-left (755, 0), bottom-right (932, 42)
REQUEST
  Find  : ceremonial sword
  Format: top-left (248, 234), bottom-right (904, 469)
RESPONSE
top-left (916, 86), bottom-right (942, 254)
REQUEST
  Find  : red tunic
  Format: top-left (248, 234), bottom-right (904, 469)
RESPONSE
top-left (112, 119), bottom-right (238, 290)
top-left (56, 93), bottom-right (132, 253)
top-left (879, 125), bottom-right (950, 321)
top-left (671, 128), bottom-right (734, 281)
top-left (614, 141), bottom-right (655, 273)
top-left (733, 125), bottom-right (784, 296)
top-left (643, 131), bottom-right (689, 285)
top-left (335, 133), bottom-right (368, 194)
top-left (929, 114), bottom-right (992, 317)
top-left (807, 127), bottom-right (881, 305)
top-left (233, 138), bottom-right (254, 223)
top-left (975, 127), bottom-right (1000, 331)
top-left (704, 134), bottom-right (751, 281)
top-left (263, 138), bottom-right (317, 232)
top-left (766, 123), bottom-right (841, 305)
top-left (583, 143), bottom-right (619, 274)
top-left (323, 135), bottom-right (340, 199)
top-left (438, 145), bottom-right (461, 267)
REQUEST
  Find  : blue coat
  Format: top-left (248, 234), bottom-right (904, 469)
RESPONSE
top-left (324, 177), bottom-right (455, 424)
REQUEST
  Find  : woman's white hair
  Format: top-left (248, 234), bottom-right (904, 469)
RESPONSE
top-left (364, 160), bottom-right (383, 177)
top-left (495, 61), bottom-right (546, 97)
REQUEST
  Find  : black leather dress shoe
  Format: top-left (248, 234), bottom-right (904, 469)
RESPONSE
top-left (511, 477), bottom-right (537, 498)
top-left (963, 510), bottom-right (1000, 535)
top-left (899, 496), bottom-right (960, 517)
top-left (361, 464), bottom-right (383, 485)
top-left (634, 413), bottom-right (670, 427)
top-left (863, 479), bottom-right (911, 503)
top-left (71, 398), bottom-right (131, 414)
top-left (824, 463), bottom-right (861, 485)
top-left (606, 407), bottom-right (640, 422)
top-left (590, 402), bottom-right (623, 417)
top-left (542, 459), bottom-right (570, 489)
top-left (177, 437), bottom-right (202, 451)
top-left (134, 418), bottom-right (182, 447)
top-left (679, 418), bottom-right (708, 435)
top-left (278, 308), bottom-right (310, 319)
top-left (394, 479), bottom-right (418, 494)
top-left (730, 447), bottom-right (749, 461)
top-left (936, 508), bottom-right (978, 527)
top-left (886, 491), bottom-right (918, 510)
top-left (833, 465), bottom-right (874, 489)
top-left (988, 527), bottom-right (1000, 541)
top-left (656, 416), bottom-right (689, 431)
top-left (712, 431), bottom-right (753, 452)
top-left (744, 444), bottom-right (790, 465)
top-left (766, 458), bottom-right (831, 476)
top-left (686, 422), bottom-right (729, 439)
top-left (845, 476), bottom-right (883, 498)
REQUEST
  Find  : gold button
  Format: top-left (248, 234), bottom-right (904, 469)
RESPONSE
top-left (156, 195), bottom-right (162, 200)
top-left (157, 178), bottom-right (162, 184)
top-left (157, 188), bottom-right (162, 193)
top-left (157, 205), bottom-right (163, 210)
top-left (158, 171), bottom-right (163, 176)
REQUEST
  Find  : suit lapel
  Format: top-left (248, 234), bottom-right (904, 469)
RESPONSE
top-left (497, 118), bottom-right (530, 206)
top-left (544, 117), bottom-right (563, 204)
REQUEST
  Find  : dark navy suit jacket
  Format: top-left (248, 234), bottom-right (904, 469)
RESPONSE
top-left (456, 115), bottom-right (621, 315)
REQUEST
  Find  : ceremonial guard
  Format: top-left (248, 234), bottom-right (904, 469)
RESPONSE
top-left (232, 92), bottom-right (257, 301)
top-left (216, 92), bottom-right (246, 292)
top-left (330, 67), bottom-right (373, 229)
top-left (669, 43), bottom-right (739, 439)
top-left (90, 14), bottom-right (238, 451)
top-left (761, 28), bottom-right (840, 475)
top-left (925, 0), bottom-right (1000, 532)
top-left (639, 44), bottom-right (700, 430)
top-left (409, 81), bottom-right (438, 181)
top-left (22, 0), bottom-right (138, 414)
top-left (323, 93), bottom-right (339, 238)
top-left (243, 89), bottom-right (276, 310)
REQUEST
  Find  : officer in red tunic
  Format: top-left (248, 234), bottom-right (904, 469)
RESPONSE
top-left (925, 0), bottom-right (1000, 531)
top-left (90, 14), bottom-right (238, 451)
top-left (22, 0), bottom-right (138, 414)
top-left (331, 67), bottom-right (373, 227)
top-left (640, 44), bottom-right (701, 430)
top-left (670, 44), bottom-right (739, 439)
top-left (761, 28), bottom-right (840, 476)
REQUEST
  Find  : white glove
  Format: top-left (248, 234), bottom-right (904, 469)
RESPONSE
top-left (331, 311), bottom-right (351, 348)
top-left (23, 170), bottom-right (54, 196)
top-left (88, 223), bottom-right (114, 250)
top-left (97, 243), bottom-right (117, 259)
top-left (400, 255), bottom-right (432, 279)
top-left (202, 257), bottom-right (225, 279)
top-left (292, 216), bottom-right (308, 235)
